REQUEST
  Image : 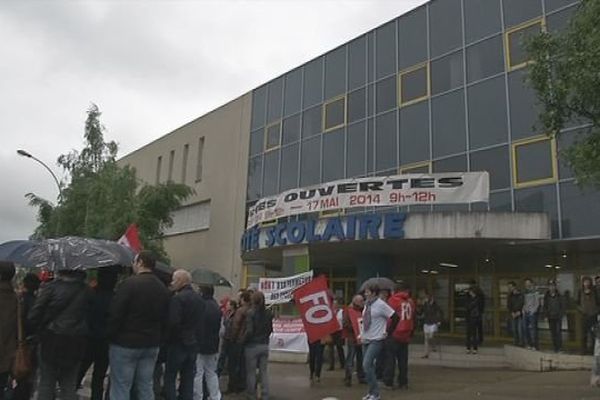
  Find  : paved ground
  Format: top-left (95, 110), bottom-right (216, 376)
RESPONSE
top-left (223, 363), bottom-right (599, 400)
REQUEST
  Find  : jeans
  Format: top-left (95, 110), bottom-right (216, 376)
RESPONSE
top-left (582, 314), bottom-right (597, 354)
top-left (466, 318), bottom-right (479, 351)
top-left (37, 358), bottom-right (80, 400)
top-left (245, 344), bottom-right (269, 400)
top-left (344, 343), bottom-right (364, 383)
top-left (362, 340), bottom-right (383, 397)
top-left (523, 312), bottom-right (539, 349)
top-left (164, 343), bottom-right (197, 400)
top-left (109, 344), bottom-right (160, 400)
top-left (78, 338), bottom-right (110, 400)
top-left (383, 341), bottom-right (408, 387)
top-left (375, 339), bottom-right (388, 380)
top-left (226, 343), bottom-right (245, 392)
top-left (509, 316), bottom-right (524, 346)
top-left (308, 342), bottom-right (324, 379)
top-left (194, 353), bottom-right (221, 400)
top-left (548, 318), bottom-right (562, 352)
top-left (327, 332), bottom-right (346, 370)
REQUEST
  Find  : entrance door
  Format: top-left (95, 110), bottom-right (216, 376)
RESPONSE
top-left (331, 278), bottom-right (356, 305)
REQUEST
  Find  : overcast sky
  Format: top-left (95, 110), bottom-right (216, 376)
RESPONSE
top-left (0, 0), bottom-right (427, 243)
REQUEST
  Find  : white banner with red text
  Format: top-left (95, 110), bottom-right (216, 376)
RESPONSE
top-left (259, 271), bottom-right (314, 305)
top-left (247, 172), bottom-right (489, 227)
top-left (269, 318), bottom-right (308, 353)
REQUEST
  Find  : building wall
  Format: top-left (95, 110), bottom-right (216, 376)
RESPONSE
top-left (118, 93), bottom-right (252, 287)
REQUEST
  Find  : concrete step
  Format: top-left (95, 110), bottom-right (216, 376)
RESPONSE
top-left (408, 344), bottom-right (508, 369)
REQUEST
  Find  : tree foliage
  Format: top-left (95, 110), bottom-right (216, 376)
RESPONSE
top-left (27, 104), bottom-right (193, 260)
top-left (527, 0), bottom-right (600, 186)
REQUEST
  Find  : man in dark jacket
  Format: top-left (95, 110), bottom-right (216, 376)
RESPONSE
top-left (0, 261), bottom-right (17, 399)
top-left (28, 269), bottom-right (91, 400)
top-left (507, 281), bottom-right (525, 347)
top-left (107, 251), bottom-right (170, 400)
top-left (164, 269), bottom-right (204, 400)
top-left (225, 290), bottom-right (250, 394)
top-left (194, 285), bottom-right (222, 400)
top-left (544, 279), bottom-right (565, 353)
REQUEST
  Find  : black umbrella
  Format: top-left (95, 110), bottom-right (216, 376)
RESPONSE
top-left (191, 268), bottom-right (232, 287)
top-left (0, 237), bottom-right (134, 271)
top-left (359, 276), bottom-right (396, 292)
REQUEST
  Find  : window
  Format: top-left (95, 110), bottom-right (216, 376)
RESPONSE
top-left (376, 21), bottom-right (396, 79)
top-left (282, 114), bottom-right (300, 145)
top-left (280, 143), bottom-right (299, 191)
top-left (249, 129), bottom-right (264, 156)
top-left (505, 18), bottom-right (544, 71)
top-left (560, 181), bottom-right (600, 238)
top-left (399, 161), bottom-right (431, 174)
top-left (347, 121), bottom-right (366, 178)
top-left (398, 63), bottom-right (429, 107)
top-left (399, 102), bottom-right (429, 165)
top-left (375, 111), bottom-right (397, 172)
top-left (463, 0), bottom-right (502, 44)
top-left (466, 34), bottom-right (504, 83)
top-left (267, 77), bottom-right (283, 124)
top-left (431, 50), bottom-right (463, 95)
top-left (433, 154), bottom-right (467, 173)
top-left (470, 146), bottom-right (511, 190)
top-left (398, 6), bottom-right (427, 70)
top-left (503, 0), bottom-right (543, 28)
top-left (325, 46), bottom-right (347, 99)
top-left (167, 150), bottom-right (175, 182)
top-left (181, 144), bottom-right (189, 183)
top-left (300, 136), bottom-right (321, 186)
top-left (156, 156), bottom-right (162, 185)
top-left (515, 184), bottom-right (558, 237)
top-left (508, 68), bottom-right (543, 140)
top-left (467, 76), bottom-right (508, 149)
top-left (429, 0), bottom-right (462, 57)
top-left (162, 201), bottom-right (211, 236)
top-left (196, 137), bottom-right (205, 182)
top-left (322, 128), bottom-right (345, 182)
top-left (247, 156), bottom-right (263, 200)
top-left (284, 69), bottom-right (302, 116)
top-left (348, 36), bottom-right (367, 90)
top-left (302, 105), bottom-right (322, 138)
top-left (432, 90), bottom-right (466, 158)
top-left (303, 57), bottom-right (323, 108)
top-left (323, 97), bottom-right (346, 132)
top-left (512, 136), bottom-right (557, 188)
top-left (376, 75), bottom-right (397, 113)
top-left (251, 86), bottom-right (266, 130)
top-left (263, 149), bottom-right (280, 196)
top-left (347, 88), bottom-right (366, 123)
top-left (264, 121), bottom-right (281, 151)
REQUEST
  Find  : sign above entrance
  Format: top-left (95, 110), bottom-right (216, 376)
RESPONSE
top-left (246, 172), bottom-right (489, 227)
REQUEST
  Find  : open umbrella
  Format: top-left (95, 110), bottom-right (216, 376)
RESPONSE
top-left (359, 276), bottom-right (396, 292)
top-left (0, 237), bottom-right (134, 271)
top-left (191, 268), bottom-right (232, 287)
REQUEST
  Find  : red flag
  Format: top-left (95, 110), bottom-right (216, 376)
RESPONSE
top-left (118, 224), bottom-right (143, 253)
top-left (293, 275), bottom-right (341, 344)
top-left (347, 307), bottom-right (364, 344)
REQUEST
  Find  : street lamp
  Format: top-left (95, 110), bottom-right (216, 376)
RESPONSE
top-left (17, 149), bottom-right (62, 200)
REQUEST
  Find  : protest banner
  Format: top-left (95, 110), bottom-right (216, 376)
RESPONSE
top-left (259, 271), bottom-right (314, 305)
top-left (293, 275), bottom-right (341, 343)
top-left (269, 318), bottom-right (308, 353)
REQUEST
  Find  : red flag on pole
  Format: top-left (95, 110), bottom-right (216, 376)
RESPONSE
top-left (293, 275), bottom-right (341, 344)
top-left (118, 224), bottom-right (143, 253)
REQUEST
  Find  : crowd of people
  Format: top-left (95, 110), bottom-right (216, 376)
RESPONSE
top-left (0, 252), bottom-right (273, 400)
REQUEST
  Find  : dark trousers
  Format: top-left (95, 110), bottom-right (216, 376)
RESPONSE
top-left (217, 338), bottom-right (230, 376)
top-left (583, 314), bottom-right (597, 354)
top-left (327, 332), bottom-right (346, 370)
top-left (548, 318), bottom-right (562, 352)
top-left (78, 338), bottom-right (109, 400)
top-left (37, 358), bottom-right (80, 400)
top-left (344, 344), bottom-right (364, 383)
top-left (383, 341), bottom-right (408, 388)
top-left (226, 342), bottom-right (245, 392)
top-left (476, 317), bottom-right (484, 345)
top-left (164, 343), bottom-right (197, 400)
top-left (375, 338), bottom-right (390, 380)
top-left (0, 372), bottom-right (9, 400)
top-left (308, 342), bottom-right (324, 378)
top-left (466, 318), bottom-right (480, 351)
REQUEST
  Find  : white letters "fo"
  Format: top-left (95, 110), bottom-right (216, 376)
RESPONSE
top-left (299, 290), bottom-right (333, 324)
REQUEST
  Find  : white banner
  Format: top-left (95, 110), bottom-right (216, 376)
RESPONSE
top-left (269, 318), bottom-right (308, 353)
top-left (247, 172), bottom-right (489, 227)
top-left (259, 271), bottom-right (314, 305)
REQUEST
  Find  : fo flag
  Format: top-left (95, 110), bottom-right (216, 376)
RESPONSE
top-left (118, 224), bottom-right (142, 253)
top-left (293, 275), bottom-right (341, 344)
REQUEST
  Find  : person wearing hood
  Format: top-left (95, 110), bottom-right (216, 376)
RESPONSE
top-left (522, 278), bottom-right (540, 351)
top-left (507, 281), bottom-right (524, 347)
top-left (419, 292), bottom-right (442, 358)
top-left (543, 279), bottom-right (565, 353)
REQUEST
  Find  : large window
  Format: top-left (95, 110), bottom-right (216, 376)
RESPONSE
top-left (399, 102), bottom-right (429, 165)
top-left (181, 144), bottom-right (189, 183)
top-left (470, 146), bottom-right (511, 190)
top-left (505, 18), bottom-right (544, 71)
top-left (463, 0), bottom-right (502, 44)
top-left (466, 34), bottom-right (504, 83)
top-left (431, 50), bottom-right (463, 95)
top-left (196, 137), bottom-right (205, 182)
top-left (167, 150), bottom-right (175, 182)
top-left (156, 156), bottom-right (162, 185)
top-left (162, 201), bottom-right (211, 236)
top-left (302, 106), bottom-right (322, 138)
top-left (323, 96), bottom-right (346, 132)
top-left (264, 121), bottom-right (281, 151)
top-left (512, 136), bottom-right (558, 188)
top-left (398, 63), bottom-right (430, 107)
top-left (263, 150), bottom-right (280, 196)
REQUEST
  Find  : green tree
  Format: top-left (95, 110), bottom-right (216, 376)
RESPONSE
top-left (527, 0), bottom-right (600, 186)
top-left (27, 104), bottom-right (193, 260)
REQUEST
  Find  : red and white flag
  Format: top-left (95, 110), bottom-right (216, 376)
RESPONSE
top-left (293, 275), bottom-right (341, 344)
top-left (118, 224), bottom-right (142, 253)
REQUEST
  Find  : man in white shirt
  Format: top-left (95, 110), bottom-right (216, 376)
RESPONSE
top-left (360, 285), bottom-right (395, 400)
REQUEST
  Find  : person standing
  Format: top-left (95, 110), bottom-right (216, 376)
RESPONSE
top-left (342, 294), bottom-right (365, 387)
top-left (164, 270), bottom-right (204, 400)
top-left (361, 285), bottom-right (395, 400)
top-left (522, 278), bottom-right (540, 351)
top-left (217, 299), bottom-right (237, 377)
top-left (243, 291), bottom-right (273, 400)
top-left (469, 280), bottom-right (485, 345)
top-left (420, 292), bottom-right (442, 358)
top-left (194, 285), bottom-right (222, 400)
top-left (28, 269), bottom-right (91, 400)
top-left (544, 279), bottom-right (565, 353)
top-left (225, 291), bottom-right (250, 394)
top-left (578, 276), bottom-right (599, 355)
top-left (307, 337), bottom-right (325, 383)
top-left (507, 281), bottom-right (525, 347)
top-left (327, 297), bottom-right (346, 371)
top-left (465, 288), bottom-right (482, 354)
top-left (0, 262), bottom-right (17, 400)
top-left (107, 251), bottom-right (171, 400)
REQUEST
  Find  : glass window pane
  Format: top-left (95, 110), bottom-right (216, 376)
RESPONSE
top-left (282, 114), bottom-right (300, 145)
top-left (400, 102), bottom-right (430, 165)
top-left (367, 84), bottom-right (375, 118)
top-left (267, 77), bottom-right (283, 124)
top-left (302, 105), bottom-right (322, 138)
top-left (545, 0), bottom-right (579, 13)
top-left (367, 118), bottom-right (375, 173)
top-left (546, 5), bottom-right (577, 33)
top-left (515, 184), bottom-right (558, 237)
top-left (508, 69), bottom-right (543, 139)
top-left (401, 163), bottom-right (430, 173)
top-left (507, 21), bottom-right (543, 68)
top-left (251, 86), bottom-right (266, 130)
top-left (429, 0), bottom-right (463, 57)
top-left (323, 128), bottom-right (345, 182)
top-left (375, 111), bottom-right (397, 171)
top-left (347, 121), bottom-right (366, 178)
top-left (464, 0), bottom-right (502, 44)
top-left (247, 156), bottom-right (263, 200)
top-left (433, 154), bottom-right (467, 172)
top-left (325, 46), bottom-right (347, 99)
top-left (432, 89), bottom-right (466, 158)
top-left (284, 69), bottom-right (302, 116)
top-left (376, 21), bottom-right (396, 79)
top-left (300, 136), bottom-right (321, 186)
top-left (263, 150), bottom-right (280, 196)
top-left (303, 57), bottom-right (323, 108)
top-left (265, 123), bottom-right (281, 150)
top-left (280, 144), bottom-right (299, 191)
top-left (376, 75), bottom-right (397, 113)
top-left (324, 98), bottom-right (345, 131)
top-left (503, 0), bottom-right (543, 28)
top-left (348, 36), bottom-right (367, 90)
top-left (348, 88), bottom-right (366, 123)
top-left (557, 128), bottom-right (590, 180)
top-left (468, 76), bottom-right (508, 149)
top-left (367, 32), bottom-right (375, 83)
top-left (398, 7), bottom-right (428, 70)
top-left (249, 129), bottom-right (263, 156)
top-left (431, 50), bottom-right (463, 95)
top-left (470, 146), bottom-right (511, 190)
top-left (560, 181), bottom-right (600, 238)
top-left (471, 190), bottom-right (513, 212)
top-left (466, 34), bottom-right (504, 83)
top-left (400, 65), bottom-right (428, 105)
top-left (515, 138), bottom-right (555, 184)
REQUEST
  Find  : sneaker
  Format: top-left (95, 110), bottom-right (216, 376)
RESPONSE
top-left (370, 396), bottom-right (381, 400)
top-left (466, 349), bottom-right (472, 354)
top-left (472, 350), bottom-right (478, 355)
top-left (362, 394), bottom-right (371, 400)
